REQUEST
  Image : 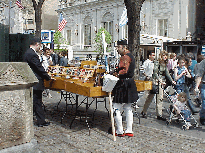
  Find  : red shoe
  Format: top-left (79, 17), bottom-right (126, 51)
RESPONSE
top-left (125, 133), bottom-right (134, 137)
top-left (115, 133), bottom-right (125, 137)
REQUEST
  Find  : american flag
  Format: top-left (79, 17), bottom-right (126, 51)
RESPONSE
top-left (58, 13), bottom-right (67, 32)
top-left (16, 0), bottom-right (24, 9)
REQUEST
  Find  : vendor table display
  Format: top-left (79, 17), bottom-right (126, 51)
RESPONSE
top-left (44, 61), bottom-right (152, 136)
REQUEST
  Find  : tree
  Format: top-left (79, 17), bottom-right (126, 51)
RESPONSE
top-left (124, 0), bottom-right (145, 79)
top-left (53, 30), bottom-right (66, 51)
top-left (32, 0), bottom-right (46, 39)
top-left (94, 27), bottom-right (112, 58)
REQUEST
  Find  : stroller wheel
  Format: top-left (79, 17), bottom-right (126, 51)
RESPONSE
top-left (182, 125), bottom-right (189, 130)
top-left (166, 120), bottom-right (170, 125)
top-left (192, 123), bottom-right (199, 128)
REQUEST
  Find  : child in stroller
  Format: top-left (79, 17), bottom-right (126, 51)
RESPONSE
top-left (166, 91), bottom-right (199, 130)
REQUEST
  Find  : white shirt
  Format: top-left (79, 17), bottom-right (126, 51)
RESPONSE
top-left (167, 59), bottom-right (178, 71)
top-left (142, 59), bottom-right (154, 77)
top-left (42, 55), bottom-right (52, 71)
top-left (30, 47), bottom-right (37, 54)
top-left (174, 100), bottom-right (186, 112)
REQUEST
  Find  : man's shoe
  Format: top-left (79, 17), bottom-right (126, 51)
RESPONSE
top-left (200, 118), bottom-right (205, 125)
top-left (115, 133), bottom-right (125, 137)
top-left (37, 122), bottom-right (50, 127)
top-left (141, 112), bottom-right (147, 119)
top-left (157, 116), bottom-right (166, 121)
top-left (125, 133), bottom-right (134, 137)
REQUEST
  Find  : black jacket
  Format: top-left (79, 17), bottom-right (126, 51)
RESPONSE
top-left (59, 57), bottom-right (68, 66)
top-left (23, 48), bottom-right (51, 90)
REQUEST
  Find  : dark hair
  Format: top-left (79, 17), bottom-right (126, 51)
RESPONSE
top-left (170, 53), bottom-right (176, 59)
top-left (187, 52), bottom-right (194, 60)
top-left (61, 51), bottom-right (67, 57)
top-left (30, 37), bottom-right (41, 45)
top-left (117, 39), bottom-right (128, 45)
top-left (147, 50), bottom-right (155, 58)
top-left (197, 55), bottom-right (204, 63)
top-left (177, 56), bottom-right (185, 64)
top-left (184, 56), bottom-right (191, 68)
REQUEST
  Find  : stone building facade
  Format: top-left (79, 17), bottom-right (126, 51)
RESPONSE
top-left (57, 0), bottom-right (127, 59)
top-left (140, 0), bottom-right (196, 40)
top-left (57, 0), bottom-right (201, 59)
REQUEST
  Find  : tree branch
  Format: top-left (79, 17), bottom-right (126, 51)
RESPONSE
top-left (32, 0), bottom-right (37, 10)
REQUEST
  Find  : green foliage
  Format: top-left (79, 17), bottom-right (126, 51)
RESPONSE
top-left (94, 27), bottom-right (112, 57)
top-left (53, 31), bottom-right (67, 50)
top-left (54, 48), bottom-right (67, 54)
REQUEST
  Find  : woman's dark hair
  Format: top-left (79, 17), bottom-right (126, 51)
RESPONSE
top-left (177, 55), bottom-right (185, 64)
top-left (197, 55), bottom-right (204, 63)
top-left (170, 53), bottom-right (176, 59)
top-left (184, 56), bottom-right (191, 68)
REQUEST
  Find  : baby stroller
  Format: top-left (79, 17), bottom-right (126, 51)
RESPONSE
top-left (164, 86), bottom-right (199, 130)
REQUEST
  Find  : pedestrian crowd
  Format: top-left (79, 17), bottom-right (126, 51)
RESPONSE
top-left (140, 49), bottom-right (205, 127)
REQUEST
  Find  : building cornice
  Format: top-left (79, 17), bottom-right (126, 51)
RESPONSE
top-left (56, 0), bottom-right (124, 15)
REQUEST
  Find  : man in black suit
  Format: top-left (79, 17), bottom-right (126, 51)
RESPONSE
top-left (23, 37), bottom-right (51, 127)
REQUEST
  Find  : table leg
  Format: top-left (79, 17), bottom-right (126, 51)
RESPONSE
top-left (70, 94), bottom-right (79, 129)
top-left (85, 97), bottom-right (91, 135)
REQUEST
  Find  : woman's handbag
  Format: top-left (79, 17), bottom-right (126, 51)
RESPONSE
top-left (150, 83), bottom-right (159, 94)
top-left (150, 64), bottom-right (160, 94)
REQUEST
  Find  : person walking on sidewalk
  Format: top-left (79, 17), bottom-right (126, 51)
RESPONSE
top-left (23, 37), bottom-right (52, 127)
top-left (142, 51), bottom-right (176, 121)
top-left (195, 59), bottom-right (205, 125)
top-left (140, 51), bottom-right (155, 118)
top-left (112, 39), bottom-right (138, 137)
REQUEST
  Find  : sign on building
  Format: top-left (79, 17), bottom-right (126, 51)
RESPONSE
top-left (41, 30), bottom-right (51, 43)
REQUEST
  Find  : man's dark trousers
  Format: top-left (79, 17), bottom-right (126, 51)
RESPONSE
top-left (33, 90), bottom-right (45, 124)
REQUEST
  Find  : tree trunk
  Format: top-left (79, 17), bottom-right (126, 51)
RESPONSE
top-left (124, 0), bottom-right (145, 80)
top-left (35, 7), bottom-right (42, 39)
top-left (32, 0), bottom-right (45, 39)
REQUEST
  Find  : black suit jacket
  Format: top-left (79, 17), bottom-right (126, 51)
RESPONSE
top-left (23, 48), bottom-right (51, 90)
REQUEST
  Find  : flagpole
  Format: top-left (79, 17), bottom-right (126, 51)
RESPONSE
top-left (9, 1), bottom-right (11, 33)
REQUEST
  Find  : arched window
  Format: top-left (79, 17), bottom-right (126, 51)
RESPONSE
top-left (102, 12), bottom-right (114, 37)
top-left (84, 16), bottom-right (92, 46)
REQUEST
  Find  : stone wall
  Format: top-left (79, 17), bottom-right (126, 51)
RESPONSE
top-left (0, 62), bottom-right (38, 150)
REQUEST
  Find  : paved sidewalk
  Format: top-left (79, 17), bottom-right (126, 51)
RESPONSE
top-left (34, 91), bottom-right (205, 153)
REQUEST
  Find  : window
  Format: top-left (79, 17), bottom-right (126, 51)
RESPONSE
top-left (27, 19), bottom-right (34, 24)
top-left (103, 21), bottom-right (113, 36)
top-left (84, 24), bottom-right (91, 46)
top-left (158, 19), bottom-right (168, 37)
top-left (67, 30), bottom-right (71, 45)
top-left (125, 22), bottom-right (128, 38)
